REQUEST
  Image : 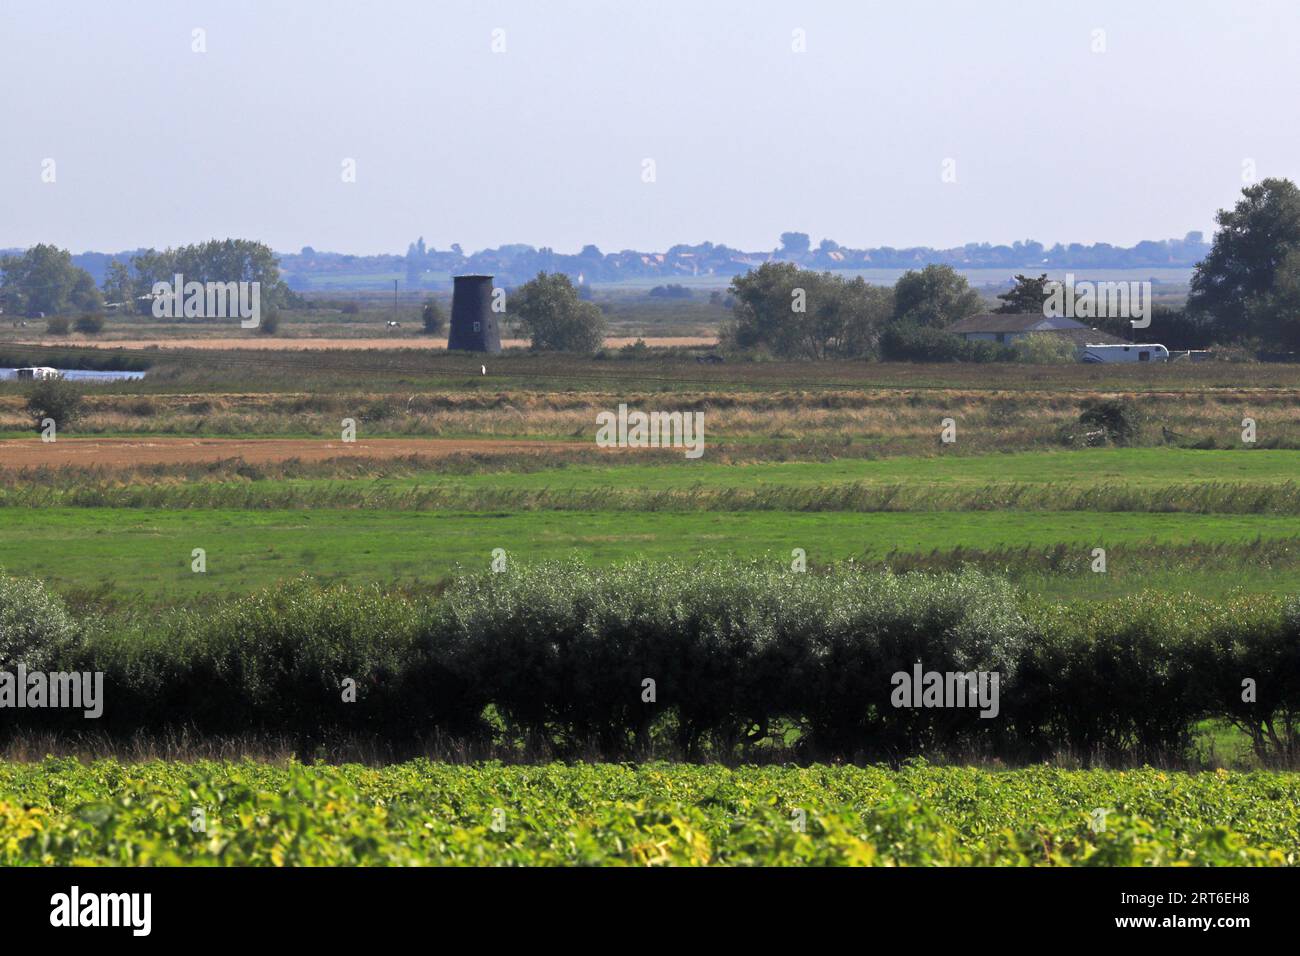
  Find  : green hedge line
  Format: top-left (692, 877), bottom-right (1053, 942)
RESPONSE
top-left (1, 566), bottom-right (1297, 761)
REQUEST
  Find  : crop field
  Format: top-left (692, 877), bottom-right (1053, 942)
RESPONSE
top-left (0, 760), bottom-right (1293, 866)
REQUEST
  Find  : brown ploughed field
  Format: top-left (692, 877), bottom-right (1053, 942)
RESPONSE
top-left (0, 437), bottom-right (586, 469)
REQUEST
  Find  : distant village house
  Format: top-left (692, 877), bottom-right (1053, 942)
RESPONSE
top-left (946, 313), bottom-right (1127, 348)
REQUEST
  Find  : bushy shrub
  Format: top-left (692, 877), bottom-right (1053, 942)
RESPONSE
top-left (74, 312), bottom-right (105, 335)
top-left (0, 573), bottom-right (80, 670)
top-left (1011, 332), bottom-right (1077, 364)
top-left (513, 272), bottom-right (607, 353)
top-left (24, 376), bottom-right (84, 432)
top-left (44, 316), bottom-right (70, 336)
top-left (420, 299), bottom-right (445, 335)
top-left (1078, 397), bottom-right (1143, 444)
top-left (880, 322), bottom-right (1009, 362)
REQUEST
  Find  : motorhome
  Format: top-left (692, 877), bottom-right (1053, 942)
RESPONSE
top-left (1079, 344), bottom-right (1169, 364)
top-left (15, 367), bottom-right (61, 381)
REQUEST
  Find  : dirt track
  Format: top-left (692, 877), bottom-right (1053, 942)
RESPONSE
top-left (0, 437), bottom-right (588, 469)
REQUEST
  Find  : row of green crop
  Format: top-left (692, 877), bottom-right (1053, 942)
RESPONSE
top-left (1, 760), bottom-right (1294, 865)
top-left (2, 564), bottom-right (1298, 762)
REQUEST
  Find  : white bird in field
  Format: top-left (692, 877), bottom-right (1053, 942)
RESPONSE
top-left (481, 365), bottom-right (486, 375)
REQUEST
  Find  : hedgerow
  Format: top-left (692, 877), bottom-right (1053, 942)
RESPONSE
top-left (1, 565), bottom-right (1298, 762)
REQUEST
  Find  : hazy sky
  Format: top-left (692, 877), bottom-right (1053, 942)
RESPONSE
top-left (2, 0), bottom-right (1298, 255)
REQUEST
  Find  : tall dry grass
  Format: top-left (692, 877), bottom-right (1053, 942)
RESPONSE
top-left (4, 387), bottom-right (1300, 455)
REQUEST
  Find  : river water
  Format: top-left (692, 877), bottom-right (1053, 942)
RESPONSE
top-left (0, 368), bottom-right (145, 382)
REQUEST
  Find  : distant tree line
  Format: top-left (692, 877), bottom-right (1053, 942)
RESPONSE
top-left (1, 240), bottom-right (299, 332)
top-left (648, 284), bottom-right (692, 299)
top-left (372, 230), bottom-right (1214, 290)
top-left (0, 245), bottom-right (102, 317)
top-left (33, 231), bottom-right (1206, 293)
top-left (8, 179), bottom-right (1300, 357)
top-left (717, 179), bottom-right (1300, 361)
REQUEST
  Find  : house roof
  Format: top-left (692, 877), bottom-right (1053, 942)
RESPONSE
top-left (947, 312), bottom-right (1089, 334)
top-left (1053, 327), bottom-right (1129, 346)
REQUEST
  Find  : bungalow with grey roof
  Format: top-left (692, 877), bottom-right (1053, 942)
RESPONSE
top-left (946, 313), bottom-right (1127, 347)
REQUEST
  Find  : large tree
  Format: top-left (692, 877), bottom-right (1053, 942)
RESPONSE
top-left (892, 264), bottom-right (983, 327)
top-left (0, 244), bottom-right (102, 316)
top-left (130, 239), bottom-right (296, 315)
top-left (513, 272), bottom-right (607, 352)
top-left (1188, 178), bottom-right (1300, 347)
top-left (101, 258), bottom-right (135, 307)
top-left (724, 262), bottom-right (893, 360)
top-left (994, 274), bottom-right (1051, 314)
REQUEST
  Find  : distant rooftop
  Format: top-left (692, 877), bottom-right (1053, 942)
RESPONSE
top-left (945, 312), bottom-right (1128, 344)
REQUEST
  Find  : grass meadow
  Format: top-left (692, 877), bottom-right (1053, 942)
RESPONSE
top-left (4, 444), bottom-right (1300, 607)
top-left (6, 502), bottom-right (1300, 607)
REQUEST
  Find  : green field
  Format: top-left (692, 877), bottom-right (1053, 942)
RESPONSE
top-left (0, 759), bottom-right (1291, 865)
top-left (227, 447), bottom-right (1300, 494)
top-left (11, 447), bottom-right (1300, 512)
top-left (7, 506), bottom-right (1300, 605)
top-left (9, 445), bottom-right (1300, 606)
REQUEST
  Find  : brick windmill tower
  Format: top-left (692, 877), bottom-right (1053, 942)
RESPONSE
top-left (447, 274), bottom-right (502, 352)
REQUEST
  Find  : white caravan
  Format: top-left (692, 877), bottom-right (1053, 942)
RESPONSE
top-left (1079, 344), bottom-right (1169, 364)
top-left (15, 367), bottom-right (61, 380)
